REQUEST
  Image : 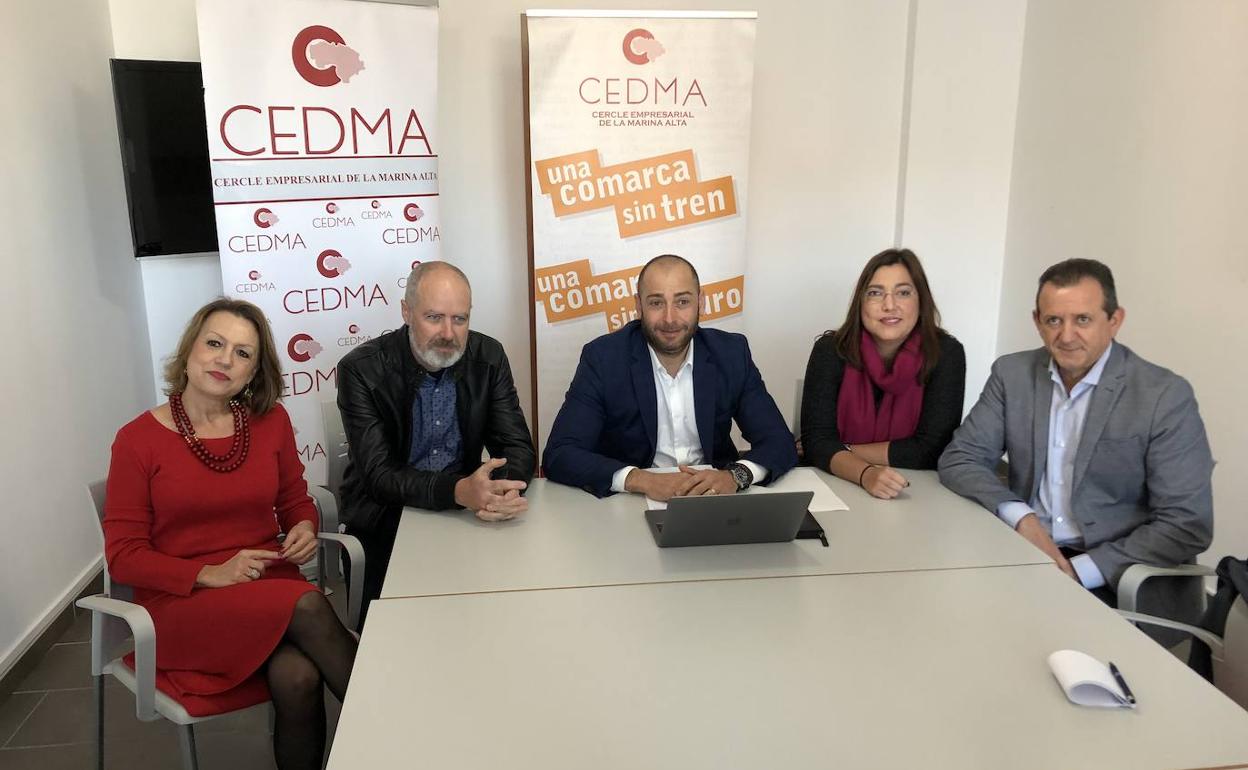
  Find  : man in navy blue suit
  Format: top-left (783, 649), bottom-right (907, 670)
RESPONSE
top-left (543, 254), bottom-right (798, 500)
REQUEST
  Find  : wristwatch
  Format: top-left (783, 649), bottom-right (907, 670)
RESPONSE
top-left (727, 462), bottom-right (753, 491)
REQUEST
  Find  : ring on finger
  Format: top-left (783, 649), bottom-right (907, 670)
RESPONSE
top-left (247, 567), bottom-right (260, 579)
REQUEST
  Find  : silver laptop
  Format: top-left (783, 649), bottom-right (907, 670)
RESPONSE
top-left (644, 491), bottom-right (814, 548)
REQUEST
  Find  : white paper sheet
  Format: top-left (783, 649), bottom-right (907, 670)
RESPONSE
top-left (1047, 649), bottom-right (1134, 709)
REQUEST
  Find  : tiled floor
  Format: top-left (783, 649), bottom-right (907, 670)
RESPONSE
top-left (0, 579), bottom-right (348, 770)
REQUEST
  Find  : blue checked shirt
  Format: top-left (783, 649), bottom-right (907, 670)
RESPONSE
top-left (408, 370), bottom-right (462, 474)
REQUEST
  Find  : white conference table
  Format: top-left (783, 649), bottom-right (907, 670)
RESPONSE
top-left (380, 470), bottom-right (1051, 599)
top-left (331, 563), bottom-right (1248, 770)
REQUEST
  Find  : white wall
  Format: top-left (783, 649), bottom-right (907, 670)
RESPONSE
top-left (108, 0), bottom-right (200, 61)
top-left (0, 0), bottom-right (153, 676)
top-left (739, 0), bottom-right (909, 422)
top-left (899, 0), bottom-right (1027, 416)
top-left (1000, 0), bottom-right (1248, 563)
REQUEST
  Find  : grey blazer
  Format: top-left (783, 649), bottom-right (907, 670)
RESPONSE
top-left (938, 343), bottom-right (1214, 622)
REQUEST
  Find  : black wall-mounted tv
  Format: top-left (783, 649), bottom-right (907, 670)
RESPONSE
top-left (111, 59), bottom-right (217, 258)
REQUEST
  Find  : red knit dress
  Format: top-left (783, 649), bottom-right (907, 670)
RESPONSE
top-left (103, 403), bottom-right (319, 714)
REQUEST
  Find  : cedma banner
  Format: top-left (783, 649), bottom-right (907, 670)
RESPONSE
top-left (526, 10), bottom-right (757, 451)
top-left (197, 0), bottom-right (441, 482)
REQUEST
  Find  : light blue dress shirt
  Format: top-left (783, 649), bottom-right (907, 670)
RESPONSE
top-left (997, 342), bottom-right (1115, 589)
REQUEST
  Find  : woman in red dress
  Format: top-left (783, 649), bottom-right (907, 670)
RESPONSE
top-left (104, 298), bottom-right (357, 770)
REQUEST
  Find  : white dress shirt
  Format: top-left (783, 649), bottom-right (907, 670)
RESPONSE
top-left (610, 340), bottom-right (767, 492)
top-left (997, 342), bottom-right (1115, 589)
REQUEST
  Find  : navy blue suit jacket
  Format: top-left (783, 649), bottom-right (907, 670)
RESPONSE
top-left (543, 321), bottom-right (798, 497)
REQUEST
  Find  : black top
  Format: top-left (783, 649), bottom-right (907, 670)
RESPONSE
top-left (800, 330), bottom-right (966, 471)
top-left (337, 327), bottom-right (535, 531)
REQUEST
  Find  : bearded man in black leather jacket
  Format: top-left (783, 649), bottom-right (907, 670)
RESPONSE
top-left (337, 262), bottom-right (535, 624)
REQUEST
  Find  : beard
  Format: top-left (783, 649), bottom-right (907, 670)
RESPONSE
top-left (410, 329), bottom-right (465, 371)
top-left (641, 317), bottom-right (696, 358)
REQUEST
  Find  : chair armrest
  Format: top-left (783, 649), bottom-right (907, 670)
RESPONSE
top-left (307, 485), bottom-right (340, 534)
top-left (76, 594), bottom-right (158, 721)
top-left (1118, 610), bottom-right (1225, 656)
top-left (317, 532), bottom-right (365, 631)
top-left (1117, 563), bottom-right (1216, 613)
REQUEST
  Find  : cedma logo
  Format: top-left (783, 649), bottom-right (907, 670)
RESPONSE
top-left (287, 333), bottom-right (324, 363)
top-left (623, 29), bottom-right (665, 65)
top-left (253, 208), bottom-right (279, 228)
top-left (315, 249), bottom-right (352, 278)
top-left (316, 201), bottom-right (355, 229)
top-left (291, 25), bottom-right (365, 87)
top-left (403, 203), bottom-right (425, 222)
top-left (236, 269), bottom-right (276, 294)
top-left (339, 322), bottom-right (370, 348)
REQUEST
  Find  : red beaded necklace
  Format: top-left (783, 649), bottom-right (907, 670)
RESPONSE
top-left (169, 392), bottom-right (251, 472)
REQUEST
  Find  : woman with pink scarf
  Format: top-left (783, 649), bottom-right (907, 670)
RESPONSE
top-left (801, 248), bottom-right (965, 499)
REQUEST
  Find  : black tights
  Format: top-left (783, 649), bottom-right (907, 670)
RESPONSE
top-left (266, 590), bottom-right (358, 770)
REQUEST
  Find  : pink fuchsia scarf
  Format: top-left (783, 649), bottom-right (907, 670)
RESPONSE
top-left (837, 329), bottom-right (925, 444)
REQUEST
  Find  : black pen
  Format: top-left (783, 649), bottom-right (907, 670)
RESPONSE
top-left (1108, 662), bottom-right (1136, 705)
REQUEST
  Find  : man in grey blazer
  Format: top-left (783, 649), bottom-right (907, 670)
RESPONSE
top-left (939, 259), bottom-right (1213, 627)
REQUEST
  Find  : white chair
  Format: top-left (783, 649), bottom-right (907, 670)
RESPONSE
top-left (321, 399), bottom-right (349, 500)
top-left (78, 479), bottom-right (365, 770)
top-left (1117, 563), bottom-right (1248, 710)
top-left (307, 399), bottom-right (350, 588)
top-left (792, 378), bottom-right (804, 437)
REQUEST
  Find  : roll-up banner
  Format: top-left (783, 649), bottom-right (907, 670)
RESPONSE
top-left (524, 10), bottom-right (758, 453)
top-left (197, 0), bottom-right (441, 483)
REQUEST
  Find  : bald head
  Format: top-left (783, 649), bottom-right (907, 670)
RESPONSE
top-left (636, 254), bottom-right (699, 297)
top-left (404, 261), bottom-right (472, 307)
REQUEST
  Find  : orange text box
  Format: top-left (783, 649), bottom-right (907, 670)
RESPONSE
top-left (534, 260), bottom-right (744, 331)
top-left (534, 148), bottom-right (702, 221)
top-left (615, 176), bottom-right (736, 238)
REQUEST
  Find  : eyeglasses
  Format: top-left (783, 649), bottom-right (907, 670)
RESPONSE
top-left (863, 287), bottom-right (916, 304)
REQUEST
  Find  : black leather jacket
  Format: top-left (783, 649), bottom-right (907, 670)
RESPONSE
top-left (336, 326), bottom-right (536, 532)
